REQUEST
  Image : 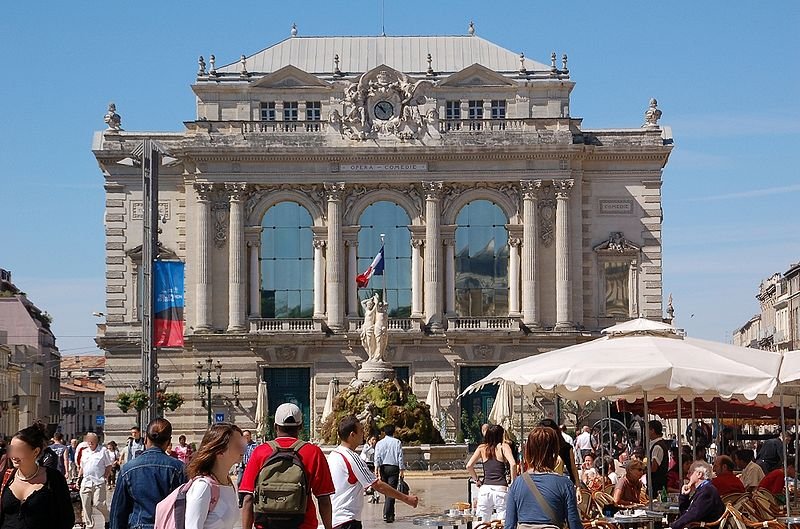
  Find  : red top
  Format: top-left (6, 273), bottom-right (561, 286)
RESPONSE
top-left (759, 468), bottom-right (787, 494)
top-left (240, 437), bottom-right (335, 529)
top-left (711, 473), bottom-right (745, 496)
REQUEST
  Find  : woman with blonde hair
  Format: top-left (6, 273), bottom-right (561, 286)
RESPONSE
top-left (183, 423), bottom-right (244, 529)
top-left (467, 424), bottom-right (518, 521)
top-left (505, 426), bottom-right (582, 529)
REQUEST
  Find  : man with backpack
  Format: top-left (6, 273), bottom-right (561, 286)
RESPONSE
top-left (329, 416), bottom-right (419, 529)
top-left (49, 432), bottom-right (69, 475)
top-left (240, 402), bottom-right (334, 529)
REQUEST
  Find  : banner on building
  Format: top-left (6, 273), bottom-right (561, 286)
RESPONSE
top-left (153, 260), bottom-right (184, 347)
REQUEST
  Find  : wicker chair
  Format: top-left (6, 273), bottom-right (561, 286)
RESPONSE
top-left (681, 503), bottom-right (747, 529)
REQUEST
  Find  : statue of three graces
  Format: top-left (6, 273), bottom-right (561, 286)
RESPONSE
top-left (360, 293), bottom-right (389, 363)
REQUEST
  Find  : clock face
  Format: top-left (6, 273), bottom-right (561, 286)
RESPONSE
top-left (374, 101), bottom-right (394, 120)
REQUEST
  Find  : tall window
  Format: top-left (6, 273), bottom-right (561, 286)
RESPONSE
top-left (283, 102), bottom-right (298, 121)
top-left (261, 202), bottom-right (313, 318)
top-left (306, 101), bottom-right (321, 121)
top-left (445, 101), bottom-right (461, 131)
top-left (468, 100), bottom-right (483, 130)
top-left (260, 102), bottom-right (276, 121)
top-left (454, 200), bottom-right (509, 317)
top-left (357, 201), bottom-right (412, 317)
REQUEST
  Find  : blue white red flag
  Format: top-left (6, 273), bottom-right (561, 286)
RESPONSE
top-left (153, 260), bottom-right (184, 347)
top-left (356, 245), bottom-right (384, 288)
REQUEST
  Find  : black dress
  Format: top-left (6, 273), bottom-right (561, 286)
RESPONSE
top-left (0, 467), bottom-right (75, 529)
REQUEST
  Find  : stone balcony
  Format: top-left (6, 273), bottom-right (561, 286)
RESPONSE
top-left (446, 316), bottom-right (521, 332)
top-left (249, 318), bottom-right (323, 333)
top-left (348, 317), bottom-right (424, 333)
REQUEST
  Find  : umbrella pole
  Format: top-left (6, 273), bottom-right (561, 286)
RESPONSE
top-left (715, 400), bottom-right (720, 455)
top-left (600, 397), bottom-right (606, 478)
top-left (780, 385), bottom-right (790, 516)
top-left (519, 386), bottom-right (524, 446)
top-left (644, 391), bottom-right (653, 506)
top-left (677, 397), bottom-right (683, 486)
top-left (691, 400), bottom-right (696, 459)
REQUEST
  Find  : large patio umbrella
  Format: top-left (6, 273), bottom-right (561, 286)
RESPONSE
top-left (488, 380), bottom-right (514, 431)
top-left (255, 379), bottom-right (269, 439)
top-left (426, 376), bottom-right (444, 435)
top-left (321, 378), bottom-right (339, 423)
top-left (462, 318), bottom-right (783, 500)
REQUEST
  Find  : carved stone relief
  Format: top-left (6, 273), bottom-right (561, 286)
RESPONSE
top-left (244, 183), bottom-right (327, 222)
top-left (537, 183), bottom-right (556, 247)
top-left (274, 346), bottom-right (298, 362)
top-left (211, 189), bottom-right (230, 248)
top-left (473, 344), bottom-right (493, 360)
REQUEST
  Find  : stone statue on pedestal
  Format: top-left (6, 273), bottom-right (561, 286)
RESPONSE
top-left (357, 293), bottom-right (394, 381)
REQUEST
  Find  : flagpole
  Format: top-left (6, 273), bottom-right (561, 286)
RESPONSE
top-left (380, 233), bottom-right (386, 304)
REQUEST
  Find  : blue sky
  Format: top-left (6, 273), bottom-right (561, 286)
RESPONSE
top-left (1, 1), bottom-right (798, 355)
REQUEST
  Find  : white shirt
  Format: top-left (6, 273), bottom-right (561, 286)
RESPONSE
top-left (648, 437), bottom-right (665, 467)
top-left (575, 431), bottom-right (592, 451)
top-left (740, 460), bottom-right (765, 489)
top-left (185, 477), bottom-right (239, 529)
top-left (374, 436), bottom-right (404, 468)
top-left (561, 432), bottom-right (574, 447)
top-left (328, 446), bottom-right (378, 526)
top-left (80, 446), bottom-right (115, 485)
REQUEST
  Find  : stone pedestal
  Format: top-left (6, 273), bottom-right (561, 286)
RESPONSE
top-left (357, 360), bottom-right (395, 382)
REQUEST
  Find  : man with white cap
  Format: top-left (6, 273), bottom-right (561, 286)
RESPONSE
top-left (240, 402), bottom-right (335, 529)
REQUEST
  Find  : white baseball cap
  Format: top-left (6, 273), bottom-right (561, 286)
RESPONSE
top-left (275, 403), bottom-right (302, 426)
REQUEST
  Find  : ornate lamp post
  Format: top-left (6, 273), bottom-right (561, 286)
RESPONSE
top-left (196, 357), bottom-right (222, 426)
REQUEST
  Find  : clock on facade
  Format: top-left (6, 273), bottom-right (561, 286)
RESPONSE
top-left (374, 101), bottom-right (394, 120)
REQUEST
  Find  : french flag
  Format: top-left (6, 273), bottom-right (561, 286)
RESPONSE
top-left (356, 246), bottom-right (384, 288)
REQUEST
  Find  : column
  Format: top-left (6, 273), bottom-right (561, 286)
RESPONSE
top-left (248, 239), bottom-right (261, 318)
top-left (346, 239), bottom-right (359, 317)
top-left (325, 182), bottom-right (346, 332)
top-left (554, 179), bottom-right (575, 330)
top-left (443, 238), bottom-right (456, 317)
top-left (520, 180), bottom-right (540, 329)
top-left (313, 239), bottom-right (326, 318)
top-left (423, 181), bottom-right (443, 330)
top-left (194, 183), bottom-right (213, 332)
top-left (227, 184), bottom-right (247, 332)
top-left (410, 239), bottom-right (424, 318)
top-left (508, 237), bottom-right (521, 316)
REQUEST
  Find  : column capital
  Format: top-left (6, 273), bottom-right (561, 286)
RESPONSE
top-left (519, 179), bottom-right (545, 199)
top-left (344, 239), bottom-right (358, 247)
top-left (324, 181), bottom-right (346, 201)
top-left (508, 237), bottom-right (522, 248)
top-left (553, 179), bottom-right (574, 199)
top-left (442, 238), bottom-right (456, 247)
top-left (194, 182), bottom-right (215, 201)
top-left (411, 238), bottom-right (425, 249)
top-left (422, 180), bottom-right (444, 199)
top-left (226, 182), bottom-right (248, 201)
top-left (313, 239), bottom-right (327, 250)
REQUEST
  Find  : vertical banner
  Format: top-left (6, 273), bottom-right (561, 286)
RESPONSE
top-left (153, 260), bottom-right (184, 347)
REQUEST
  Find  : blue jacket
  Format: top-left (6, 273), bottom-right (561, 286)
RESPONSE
top-left (671, 481), bottom-right (725, 529)
top-left (110, 446), bottom-right (186, 529)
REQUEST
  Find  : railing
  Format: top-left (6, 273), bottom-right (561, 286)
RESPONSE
top-left (240, 120), bottom-right (328, 134)
top-left (440, 119), bottom-right (527, 132)
top-left (348, 318), bottom-right (423, 332)
top-left (447, 317), bottom-right (521, 331)
top-left (249, 319), bottom-right (321, 332)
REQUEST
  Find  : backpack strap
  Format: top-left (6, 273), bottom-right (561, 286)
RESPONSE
top-left (199, 476), bottom-right (221, 513)
top-left (336, 450), bottom-right (358, 485)
top-left (522, 472), bottom-right (563, 528)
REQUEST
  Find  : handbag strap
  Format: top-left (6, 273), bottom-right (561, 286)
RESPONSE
top-left (522, 472), bottom-right (562, 527)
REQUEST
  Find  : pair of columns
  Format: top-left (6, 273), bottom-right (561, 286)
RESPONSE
top-left (194, 179), bottom-right (575, 333)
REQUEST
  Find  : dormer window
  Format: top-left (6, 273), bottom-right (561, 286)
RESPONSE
top-left (260, 102), bottom-right (276, 121)
top-left (306, 101), bottom-right (321, 121)
top-left (468, 100), bottom-right (483, 130)
top-left (491, 100), bottom-right (506, 119)
top-left (283, 102), bottom-right (298, 121)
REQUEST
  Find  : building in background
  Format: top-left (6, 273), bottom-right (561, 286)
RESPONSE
top-left (0, 268), bottom-right (61, 432)
top-left (0, 340), bottom-right (22, 438)
top-left (733, 261), bottom-right (800, 351)
top-left (94, 27), bottom-right (672, 440)
top-left (60, 355), bottom-right (106, 440)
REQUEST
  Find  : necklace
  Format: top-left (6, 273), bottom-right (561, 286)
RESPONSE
top-left (17, 464), bottom-right (40, 482)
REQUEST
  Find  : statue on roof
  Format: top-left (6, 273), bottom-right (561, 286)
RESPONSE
top-left (643, 98), bottom-right (662, 128)
top-left (104, 103), bottom-right (122, 132)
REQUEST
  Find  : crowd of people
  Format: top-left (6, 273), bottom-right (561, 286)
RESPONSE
top-left (0, 412), bottom-right (796, 529)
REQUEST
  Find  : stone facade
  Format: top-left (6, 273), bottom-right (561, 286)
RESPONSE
top-left (734, 262), bottom-right (800, 351)
top-left (93, 32), bottom-right (672, 442)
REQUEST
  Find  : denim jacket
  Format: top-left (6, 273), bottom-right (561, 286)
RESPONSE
top-left (110, 446), bottom-right (186, 529)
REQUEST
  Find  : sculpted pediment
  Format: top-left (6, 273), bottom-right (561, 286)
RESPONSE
top-left (252, 65), bottom-right (330, 88)
top-left (438, 63), bottom-right (516, 87)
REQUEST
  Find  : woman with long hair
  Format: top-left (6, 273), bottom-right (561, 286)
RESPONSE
top-left (183, 423), bottom-right (244, 529)
top-left (467, 424), bottom-right (518, 521)
top-left (539, 418), bottom-right (579, 486)
top-left (506, 426), bottom-right (582, 529)
top-left (0, 423), bottom-right (74, 529)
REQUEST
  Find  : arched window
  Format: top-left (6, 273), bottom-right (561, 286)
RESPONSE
top-left (261, 202), bottom-right (313, 318)
top-left (455, 200), bottom-right (509, 317)
top-left (357, 201), bottom-right (412, 317)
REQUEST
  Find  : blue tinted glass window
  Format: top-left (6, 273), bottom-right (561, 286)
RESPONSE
top-left (454, 200), bottom-right (509, 317)
top-left (357, 201), bottom-right (411, 317)
top-left (261, 202), bottom-right (314, 318)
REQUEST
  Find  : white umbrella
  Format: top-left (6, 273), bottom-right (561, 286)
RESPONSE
top-left (463, 327), bottom-right (781, 402)
top-left (488, 380), bottom-right (514, 430)
top-left (602, 317), bottom-right (680, 336)
top-left (255, 380), bottom-right (269, 439)
top-left (321, 378), bottom-right (339, 423)
top-left (426, 376), bottom-right (443, 431)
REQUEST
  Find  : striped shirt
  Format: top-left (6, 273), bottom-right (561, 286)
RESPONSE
top-left (375, 435), bottom-right (404, 468)
top-left (328, 446), bottom-right (379, 526)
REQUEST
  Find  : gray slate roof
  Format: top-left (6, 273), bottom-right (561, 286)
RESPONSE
top-left (216, 36), bottom-right (550, 75)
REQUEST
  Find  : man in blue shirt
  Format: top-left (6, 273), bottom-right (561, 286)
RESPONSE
top-left (374, 424), bottom-right (405, 523)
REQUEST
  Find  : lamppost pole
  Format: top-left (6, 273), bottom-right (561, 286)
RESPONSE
top-left (196, 357), bottom-right (221, 427)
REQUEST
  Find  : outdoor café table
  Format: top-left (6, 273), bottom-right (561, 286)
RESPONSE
top-left (606, 512), bottom-right (665, 529)
top-left (413, 514), bottom-right (476, 529)
top-left (646, 503), bottom-right (680, 523)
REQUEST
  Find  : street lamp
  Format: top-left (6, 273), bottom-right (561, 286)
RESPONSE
top-left (196, 357), bottom-right (222, 426)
